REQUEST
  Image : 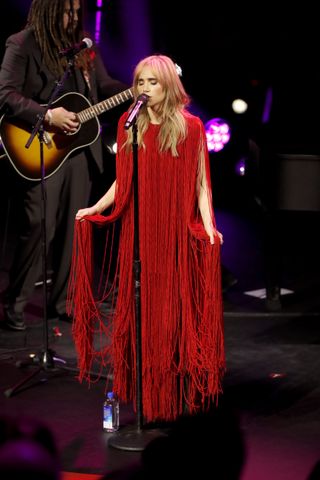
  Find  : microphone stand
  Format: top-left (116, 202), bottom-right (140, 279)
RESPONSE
top-left (108, 120), bottom-right (165, 451)
top-left (4, 57), bottom-right (105, 398)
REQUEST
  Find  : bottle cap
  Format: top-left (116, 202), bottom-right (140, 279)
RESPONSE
top-left (107, 392), bottom-right (114, 399)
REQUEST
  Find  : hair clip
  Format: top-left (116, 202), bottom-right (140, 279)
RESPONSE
top-left (175, 63), bottom-right (182, 77)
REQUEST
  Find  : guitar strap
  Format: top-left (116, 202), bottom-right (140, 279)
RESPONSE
top-left (82, 70), bottom-right (91, 94)
top-left (80, 68), bottom-right (94, 104)
top-left (73, 66), bottom-right (91, 101)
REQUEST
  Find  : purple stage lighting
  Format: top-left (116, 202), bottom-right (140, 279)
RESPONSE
top-left (205, 118), bottom-right (231, 153)
top-left (95, 10), bottom-right (102, 44)
top-left (94, 0), bottom-right (103, 44)
top-left (235, 157), bottom-right (246, 176)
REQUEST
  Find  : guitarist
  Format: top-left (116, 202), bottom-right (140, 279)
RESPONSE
top-left (0, 0), bottom-right (127, 331)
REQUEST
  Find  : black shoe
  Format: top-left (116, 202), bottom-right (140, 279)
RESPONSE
top-left (3, 306), bottom-right (26, 331)
top-left (47, 306), bottom-right (72, 323)
top-left (47, 307), bottom-right (59, 321)
top-left (59, 313), bottom-right (72, 323)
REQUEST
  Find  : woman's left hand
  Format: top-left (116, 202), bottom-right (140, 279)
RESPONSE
top-left (215, 229), bottom-right (224, 245)
top-left (204, 221), bottom-right (223, 245)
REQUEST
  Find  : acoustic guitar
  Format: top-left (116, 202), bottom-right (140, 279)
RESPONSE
top-left (0, 88), bottom-right (133, 181)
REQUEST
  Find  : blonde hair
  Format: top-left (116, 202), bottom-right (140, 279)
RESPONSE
top-left (125, 55), bottom-right (190, 156)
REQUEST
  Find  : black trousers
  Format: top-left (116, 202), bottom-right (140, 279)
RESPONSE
top-left (5, 152), bottom-right (92, 316)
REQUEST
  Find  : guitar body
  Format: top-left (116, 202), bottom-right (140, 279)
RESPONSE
top-left (0, 92), bottom-right (100, 181)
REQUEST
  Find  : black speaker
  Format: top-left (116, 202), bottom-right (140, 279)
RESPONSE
top-left (263, 153), bottom-right (320, 211)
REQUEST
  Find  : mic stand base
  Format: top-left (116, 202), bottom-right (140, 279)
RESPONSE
top-left (108, 424), bottom-right (167, 452)
top-left (3, 349), bottom-right (109, 398)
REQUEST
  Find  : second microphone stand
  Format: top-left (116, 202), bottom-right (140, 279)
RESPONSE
top-left (4, 56), bottom-right (100, 398)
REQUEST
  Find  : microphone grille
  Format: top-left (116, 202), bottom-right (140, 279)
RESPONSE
top-left (82, 38), bottom-right (93, 48)
top-left (138, 94), bottom-right (149, 103)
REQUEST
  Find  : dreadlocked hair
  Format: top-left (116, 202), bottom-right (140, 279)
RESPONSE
top-left (27, 0), bottom-right (93, 77)
top-left (123, 55), bottom-right (190, 157)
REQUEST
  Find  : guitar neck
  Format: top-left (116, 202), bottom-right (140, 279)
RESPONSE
top-left (77, 88), bottom-right (133, 123)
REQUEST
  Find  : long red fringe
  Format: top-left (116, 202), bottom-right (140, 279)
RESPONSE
top-left (67, 113), bottom-right (225, 422)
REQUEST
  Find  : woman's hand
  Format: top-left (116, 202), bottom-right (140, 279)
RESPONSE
top-left (214, 229), bottom-right (224, 245)
top-left (204, 220), bottom-right (223, 245)
top-left (75, 182), bottom-right (116, 221)
top-left (76, 206), bottom-right (99, 220)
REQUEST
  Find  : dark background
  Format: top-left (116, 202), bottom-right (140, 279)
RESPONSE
top-left (1, 4), bottom-right (320, 480)
top-left (1, 0), bottom-right (320, 287)
top-left (2, 1), bottom-right (319, 140)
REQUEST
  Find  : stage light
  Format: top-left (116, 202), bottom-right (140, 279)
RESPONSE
top-left (95, 10), bottom-right (102, 44)
top-left (235, 157), bottom-right (246, 176)
top-left (104, 139), bottom-right (117, 155)
top-left (110, 142), bottom-right (117, 154)
top-left (102, 126), bottom-right (117, 154)
top-left (205, 118), bottom-right (231, 153)
top-left (232, 98), bottom-right (248, 114)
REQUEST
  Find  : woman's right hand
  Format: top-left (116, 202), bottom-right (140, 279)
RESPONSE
top-left (75, 206), bottom-right (99, 220)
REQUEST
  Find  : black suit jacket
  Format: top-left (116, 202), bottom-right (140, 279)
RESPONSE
top-left (0, 28), bottom-right (127, 172)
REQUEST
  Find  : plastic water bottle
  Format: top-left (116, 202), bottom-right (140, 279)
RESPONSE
top-left (103, 391), bottom-right (119, 432)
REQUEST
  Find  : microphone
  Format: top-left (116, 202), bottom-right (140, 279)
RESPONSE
top-left (124, 94), bottom-right (149, 130)
top-left (59, 37), bottom-right (93, 58)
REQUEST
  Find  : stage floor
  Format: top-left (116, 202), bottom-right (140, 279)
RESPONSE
top-left (1, 205), bottom-right (320, 480)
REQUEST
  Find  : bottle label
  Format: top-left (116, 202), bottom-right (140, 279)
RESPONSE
top-left (103, 405), bottom-right (113, 430)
